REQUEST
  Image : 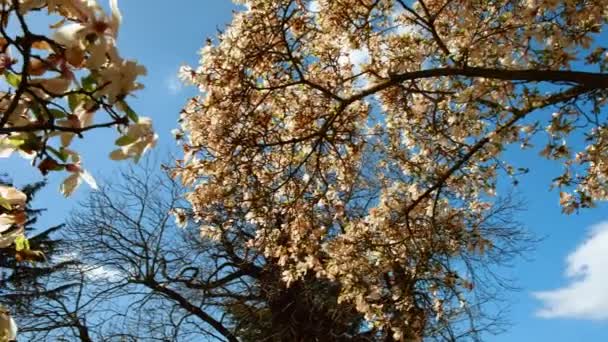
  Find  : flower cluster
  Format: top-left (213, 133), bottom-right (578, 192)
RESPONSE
top-left (0, 185), bottom-right (26, 248)
top-left (0, 0), bottom-right (154, 197)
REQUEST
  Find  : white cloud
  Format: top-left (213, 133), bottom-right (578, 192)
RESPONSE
top-left (349, 48), bottom-right (370, 71)
top-left (166, 74), bottom-right (183, 95)
top-left (390, 4), bottom-right (427, 38)
top-left (83, 264), bottom-right (123, 282)
top-left (338, 47), bottom-right (370, 72)
top-left (338, 47), bottom-right (371, 89)
top-left (55, 252), bottom-right (123, 282)
top-left (349, 48), bottom-right (371, 89)
top-left (308, 0), bottom-right (320, 12)
top-left (533, 221), bottom-right (608, 320)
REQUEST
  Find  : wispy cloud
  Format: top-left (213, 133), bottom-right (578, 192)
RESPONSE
top-left (308, 0), bottom-right (320, 12)
top-left (337, 47), bottom-right (370, 89)
top-left (83, 264), bottom-right (123, 281)
top-left (390, 4), bottom-right (426, 38)
top-left (166, 73), bottom-right (183, 95)
top-left (55, 252), bottom-right (123, 282)
top-left (533, 221), bottom-right (608, 320)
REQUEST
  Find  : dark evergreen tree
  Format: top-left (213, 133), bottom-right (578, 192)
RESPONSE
top-left (0, 176), bottom-right (79, 339)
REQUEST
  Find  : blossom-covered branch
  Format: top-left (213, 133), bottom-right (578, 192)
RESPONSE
top-left (0, 0), bottom-right (156, 198)
top-left (0, 0), bottom-right (155, 291)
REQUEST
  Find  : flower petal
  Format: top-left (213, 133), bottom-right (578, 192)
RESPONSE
top-left (60, 172), bottom-right (81, 197)
top-left (0, 186), bottom-right (27, 205)
top-left (109, 149), bottom-right (128, 160)
top-left (0, 225), bottom-right (24, 248)
top-left (109, 0), bottom-right (122, 35)
top-left (53, 23), bottom-right (85, 47)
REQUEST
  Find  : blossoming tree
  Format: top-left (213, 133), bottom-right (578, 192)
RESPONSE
top-left (0, 0), bottom-right (154, 256)
top-left (175, 0), bottom-right (608, 339)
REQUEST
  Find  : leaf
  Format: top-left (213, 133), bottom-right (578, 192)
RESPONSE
top-left (7, 138), bottom-right (25, 147)
top-left (30, 103), bottom-right (44, 119)
top-left (5, 72), bottom-right (21, 88)
top-left (69, 150), bottom-right (80, 163)
top-left (67, 93), bottom-right (78, 111)
top-left (49, 109), bottom-right (67, 119)
top-left (109, 149), bottom-right (128, 161)
top-left (19, 135), bottom-right (42, 153)
top-left (115, 135), bottom-right (137, 146)
top-left (60, 173), bottom-right (81, 197)
top-left (81, 74), bottom-right (96, 92)
top-left (67, 93), bottom-right (85, 112)
top-left (120, 101), bottom-right (139, 123)
top-left (47, 146), bottom-right (68, 162)
top-left (0, 197), bottom-right (11, 210)
top-left (60, 132), bottom-right (75, 147)
top-left (14, 235), bottom-right (29, 252)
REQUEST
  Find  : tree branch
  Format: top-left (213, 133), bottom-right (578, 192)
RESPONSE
top-left (140, 279), bottom-right (239, 342)
top-left (351, 67), bottom-right (608, 102)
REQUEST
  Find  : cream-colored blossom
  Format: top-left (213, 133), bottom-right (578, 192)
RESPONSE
top-left (109, 117), bottom-right (157, 162)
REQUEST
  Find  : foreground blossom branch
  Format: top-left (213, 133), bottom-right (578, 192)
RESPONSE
top-left (0, 0), bottom-right (156, 197)
top-left (0, 0), bottom-right (155, 301)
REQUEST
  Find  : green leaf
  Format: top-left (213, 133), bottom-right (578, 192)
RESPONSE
top-left (81, 74), bottom-right (96, 92)
top-left (31, 103), bottom-right (43, 119)
top-left (49, 109), bottom-right (67, 119)
top-left (115, 135), bottom-right (137, 146)
top-left (109, 149), bottom-right (128, 160)
top-left (15, 235), bottom-right (30, 251)
top-left (120, 101), bottom-right (139, 123)
top-left (7, 138), bottom-right (25, 147)
top-left (47, 146), bottom-right (68, 162)
top-left (68, 93), bottom-right (85, 112)
top-left (20, 135), bottom-right (42, 151)
top-left (5, 72), bottom-right (21, 88)
top-left (0, 196), bottom-right (12, 210)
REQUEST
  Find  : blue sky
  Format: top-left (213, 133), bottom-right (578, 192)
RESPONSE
top-left (3, 1), bottom-right (608, 341)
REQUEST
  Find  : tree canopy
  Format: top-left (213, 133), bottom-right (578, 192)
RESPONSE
top-left (174, 0), bottom-right (608, 339)
top-left (1, 0), bottom-right (608, 340)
